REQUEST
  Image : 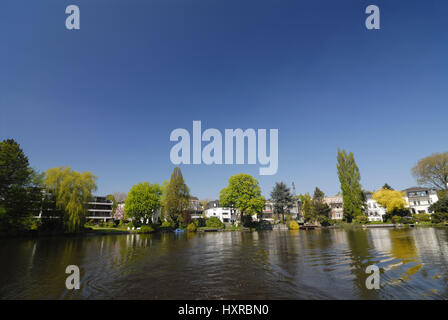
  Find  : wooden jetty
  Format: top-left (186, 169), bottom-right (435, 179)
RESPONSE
top-left (362, 224), bottom-right (395, 228)
top-left (362, 224), bottom-right (416, 229)
top-left (199, 228), bottom-right (220, 232)
top-left (299, 225), bottom-right (318, 230)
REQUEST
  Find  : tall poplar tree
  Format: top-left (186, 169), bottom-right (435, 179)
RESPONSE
top-left (336, 149), bottom-right (364, 222)
top-left (164, 167), bottom-right (190, 223)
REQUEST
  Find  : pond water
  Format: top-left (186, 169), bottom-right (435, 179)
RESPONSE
top-left (1, 227), bottom-right (447, 299)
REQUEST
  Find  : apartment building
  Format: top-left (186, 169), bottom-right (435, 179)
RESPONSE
top-left (86, 196), bottom-right (114, 221)
top-left (324, 196), bottom-right (344, 220)
top-left (189, 196), bottom-right (204, 219)
top-left (262, 200), bottom-right (300, 222)
top-left (262, 201), bottom-right (274, 222)
top-left (36, 192), bottom-right (114, 222)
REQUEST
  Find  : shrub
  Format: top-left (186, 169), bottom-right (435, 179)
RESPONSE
top-left (187, 223), bottom-right (197, 232)
top-left (241, 214), bottom-right (254, 227)
top-left (413, 214), bottom-right (431, 223)
top-left (401, 216), bottom-right (414, 224)
top-left (137, 225), bottom-right (155, 234)
top-left (39, 217), bottom-right (64, 232)
top-left (431, 212), bottom-right (448, 224)
top-left (331, 219), bottom-right (343, 226)
top-left (206, 217), bottom-right (225, 229)
top-left (85, 219), bottom-right (94, 227)
top-left (105, 220), bottom-right (115, 228)
top-left (353, 215), bottom-right (368, 224)
top-left (176, 215), bottom-right (187, 229)
top-left (255, 220), bottom-right (272, 230)
top-left (159, 220), bottom-right (174, 232)
top-left (193, 218), bottom-right (206, 227)
top-left (316, 215), bottom-right (333, 226)
top-left (369, 220), bottom-right (385, 224)
top-left (162, 220), bottom-right (173, 228)
top-left (128, 221), bottom-right (142, 229)
top-left (391, 215), bottom-right (402, 224)
top-left (288, 220), bottom-right (299, 230)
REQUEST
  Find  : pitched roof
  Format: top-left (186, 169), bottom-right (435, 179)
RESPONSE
top-left (205, 200), bottom-right (220, 210)
top-left (402, 186), bottom-right (431, 192)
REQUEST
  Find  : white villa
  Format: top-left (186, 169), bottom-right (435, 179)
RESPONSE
top-left (324, 187), bottom-right (440, 222)
top-left (365, 192), bottom-right (387, 222)
top-left (403, 187), bottom-right (439, 214)
top-left (204, 200), bottom-right (238, 224)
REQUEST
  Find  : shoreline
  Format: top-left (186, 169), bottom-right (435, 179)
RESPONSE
top-left (1, 223), bottom-right (447, 240)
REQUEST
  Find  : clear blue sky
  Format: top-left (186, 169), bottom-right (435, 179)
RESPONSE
top-left (1, 0), bottom-right (447, 199)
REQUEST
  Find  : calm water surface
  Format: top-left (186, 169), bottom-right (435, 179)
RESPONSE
top-left (1, 227), bottom-right (448, 299)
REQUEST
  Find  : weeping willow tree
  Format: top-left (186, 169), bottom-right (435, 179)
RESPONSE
top-left (44, 167), bottom-right (97, 233)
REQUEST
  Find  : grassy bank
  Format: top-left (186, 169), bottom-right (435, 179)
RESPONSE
top-left (85, 226), bottom-right (133, 234)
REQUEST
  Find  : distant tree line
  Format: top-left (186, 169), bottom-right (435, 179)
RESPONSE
top-left (2, 137), bottom-right (448, 236)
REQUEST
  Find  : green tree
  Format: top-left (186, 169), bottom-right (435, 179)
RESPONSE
top-left (219, 173), bottom-right (265, 223)
top-left (313, 187), bottom-right (325, 200)
top-left (0, 139), bottom-right (43, 232)
top-left (124, 182), bottom-right (162, 224)
top-left (336, 149), bottom-right (364, 222)
top-left (270, 182), bottom-right (294, 223)
top-left (164, 167), bottom-right (190, 223)
top-left (372, 188), bottom-right (409, 221)
top-left (298, 193), bottom-right (313, 222)
top-left (431, 212), bottom-right (448, 223)
top-left (0, 139), bottom-right (32, 198)
top-left (44, 166), bottom-right (97, 233)
top-left (158, 179), bottom-right (170, 220)
top-left (429, 193), bottom-right (448, 214)
top-left (412, 152), bottom-right (448, 191)
top-left (206, 216), bottom-right (225, 229)
top-left (372, 188), bottom-right (407, 213)
top-left (382, 183), bottom-right (393, 190)
top-left (112, 192), bottom-right (127, 203)
top-left (160, 180), bottom-right (170, 203)
top-left (106, 194), bottom-right (117, 215)
top-left (311, 187), bottom-right (331, 221)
